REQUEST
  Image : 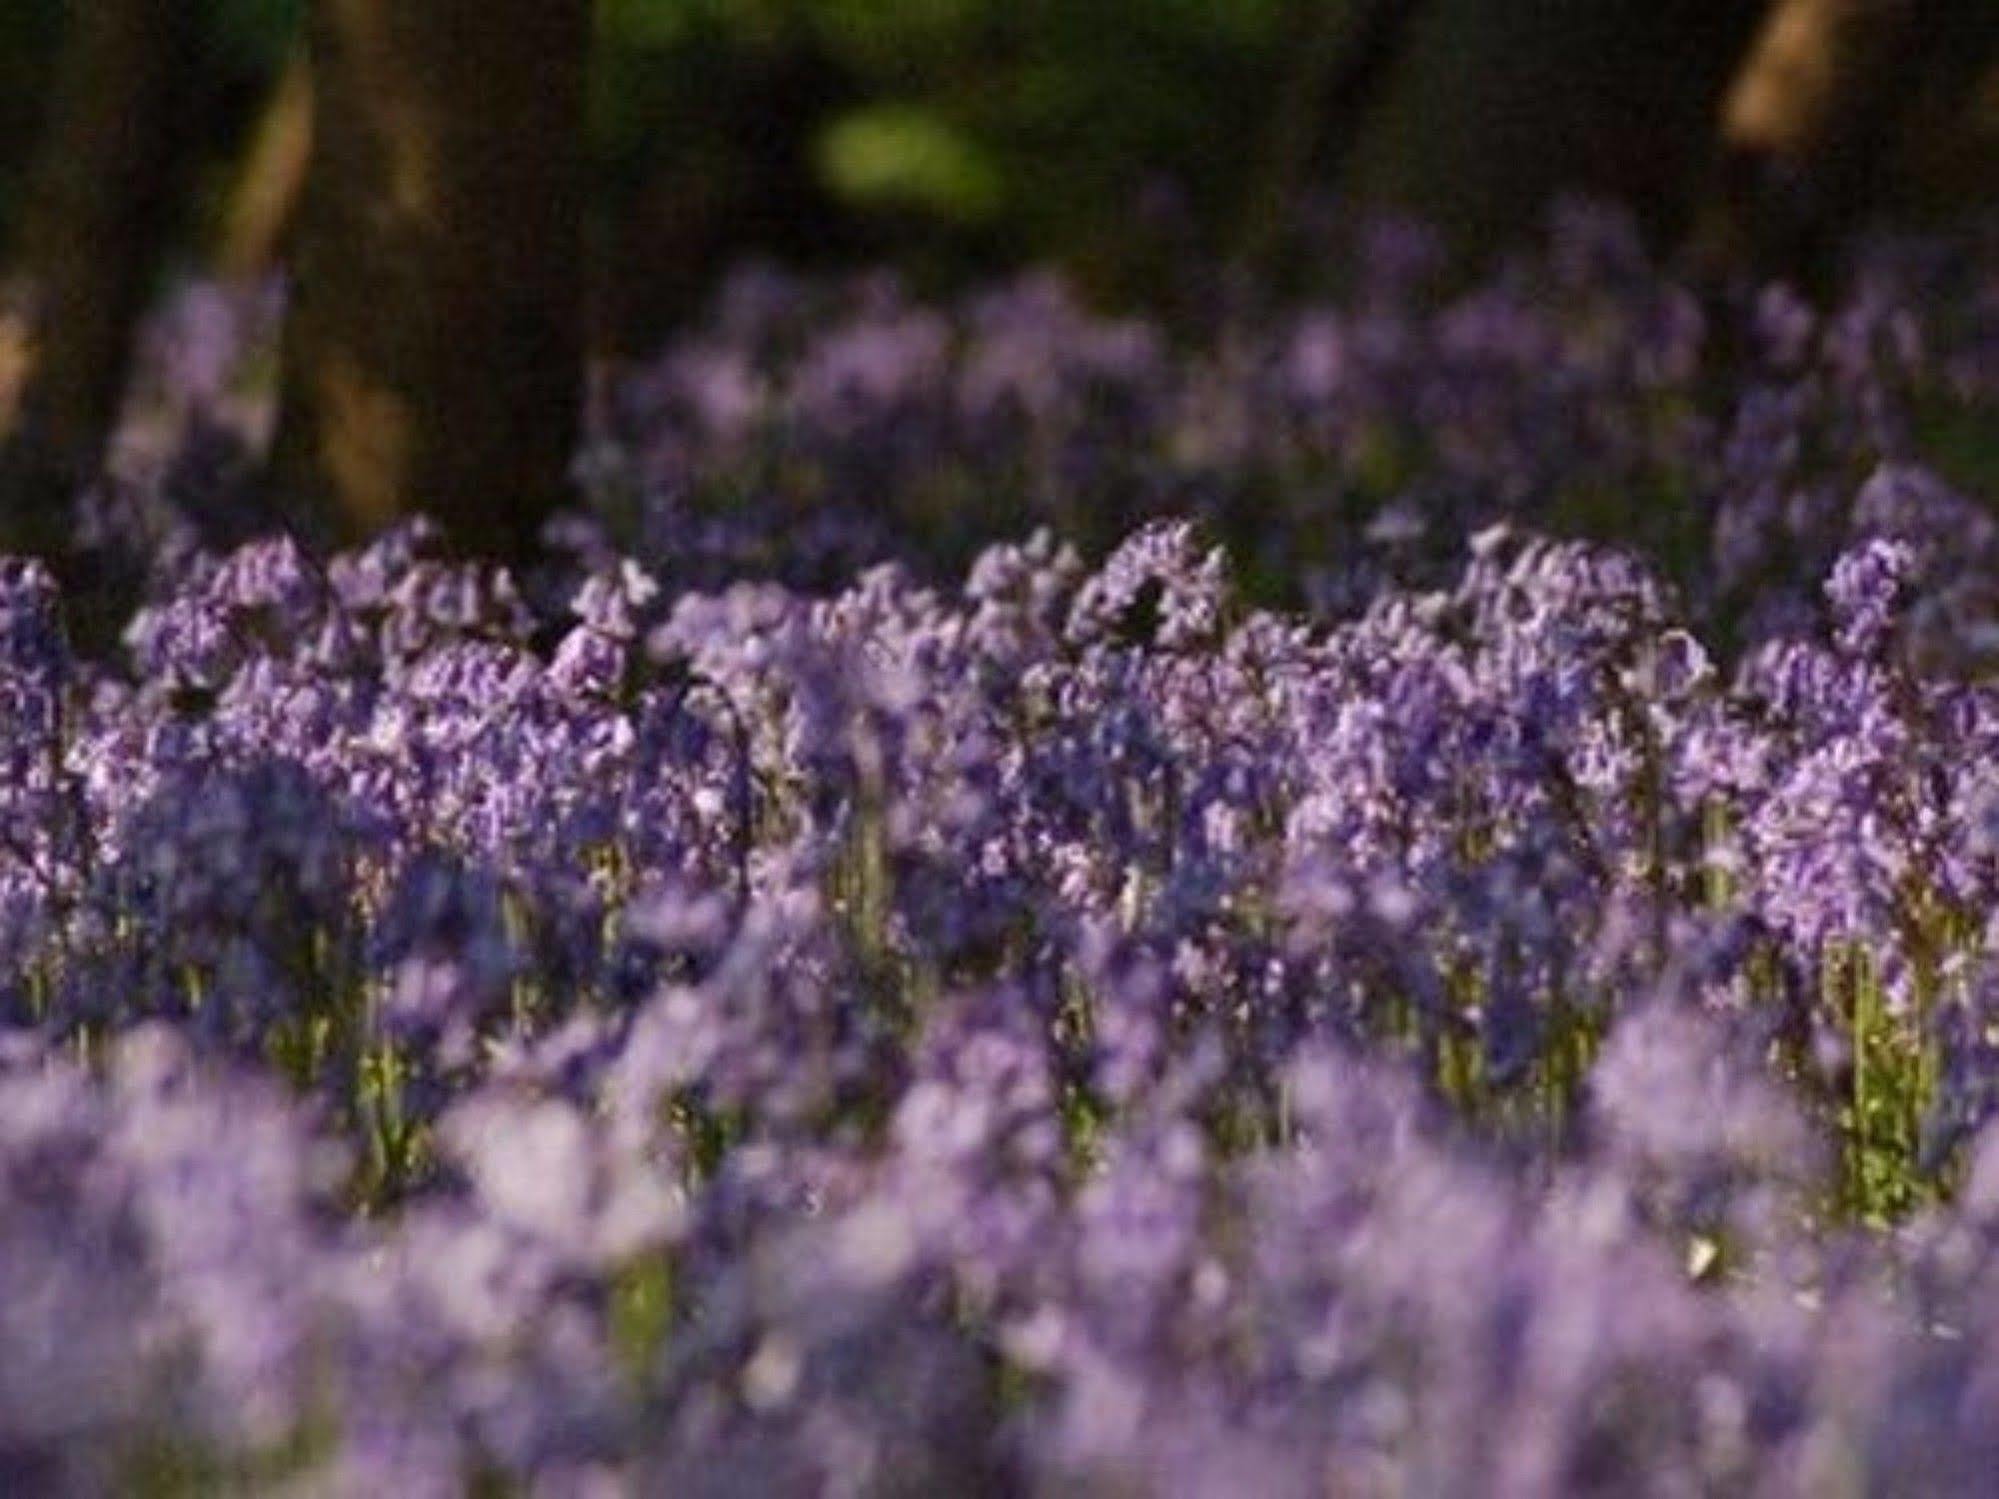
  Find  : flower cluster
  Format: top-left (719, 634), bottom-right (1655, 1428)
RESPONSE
top-left (1, 210), bottom-right (1998, 1489)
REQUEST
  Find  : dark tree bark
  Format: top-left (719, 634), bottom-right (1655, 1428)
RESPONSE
top-left (1236, 0), bottom-right (1433, 271)
top-left (0, 0), bottom-right (198, 557)
top-left (272, 0), bottom-right (589, 562)
top-left (1706, 0), bottom-right (1995, 278)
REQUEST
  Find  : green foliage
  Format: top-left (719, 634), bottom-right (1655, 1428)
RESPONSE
top-left (806, 0), bottom-right (1302, 266)
top-left (816, 104), bottom-right (1003, 223)
top-left (588, 0), bottom-right (1313, 285)
top-left (610, 1253), bottom-right (679, 1380)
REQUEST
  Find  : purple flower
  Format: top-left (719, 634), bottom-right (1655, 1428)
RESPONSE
top-left (1826, 536), bottom-right (1916, 658)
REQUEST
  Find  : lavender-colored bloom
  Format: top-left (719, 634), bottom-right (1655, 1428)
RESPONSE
top-left (1826, 536), bottom-right (1916, 659)
top-left (0, 212), bottom-right (1993, 1490)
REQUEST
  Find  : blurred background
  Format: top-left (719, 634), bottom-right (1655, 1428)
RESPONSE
top-left (2, 0), bottom-right (1991, 329)
top-left (0, 0), bottom-right (1992, 567)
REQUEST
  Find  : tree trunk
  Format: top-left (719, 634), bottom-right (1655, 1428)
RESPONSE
top-left (214, 50), bottom-right (315, 283)
top-left (1236, 0), bottom-right (1432, 272)
top-left (272, 0), bottom-right (589, 562)
top-left (1708, 0), bottom-right (1992, 276)
top-left (1341, 0), bottom-right (1772, 261)
top-left (0, 0), bottom-right (197, 557)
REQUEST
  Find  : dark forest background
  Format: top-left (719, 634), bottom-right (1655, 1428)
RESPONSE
top-left (0, 0), bottom-right (1993, 565)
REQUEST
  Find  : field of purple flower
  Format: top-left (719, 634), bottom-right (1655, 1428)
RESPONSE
top-left (6, 209), bottom-right (1999, 1492)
